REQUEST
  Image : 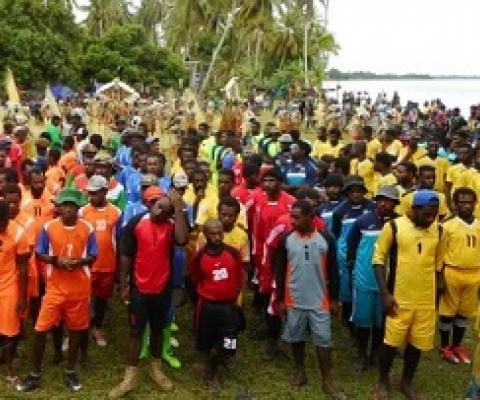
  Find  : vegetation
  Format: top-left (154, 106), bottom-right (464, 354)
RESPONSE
top-left (0, 0), bottom-right (339, 92)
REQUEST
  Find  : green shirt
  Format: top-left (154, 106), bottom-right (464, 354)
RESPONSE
top-left (46, 124), bottom-right (62, 150)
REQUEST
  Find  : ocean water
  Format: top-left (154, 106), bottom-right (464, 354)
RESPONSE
top-left (323, 79), bottom-right (480, 117)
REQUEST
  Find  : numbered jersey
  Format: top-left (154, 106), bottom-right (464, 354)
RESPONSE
top-left (440, 216), bottom-right (480, 268)
top-left (192, 245), bottom-right (244, 302)
top-left (36, 218), bottom-right (98, 300)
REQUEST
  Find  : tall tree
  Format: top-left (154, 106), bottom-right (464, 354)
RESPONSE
top-left (77, 0), bottom-right (131, 36)
top-left (134, 0), bottom-right (165, 44)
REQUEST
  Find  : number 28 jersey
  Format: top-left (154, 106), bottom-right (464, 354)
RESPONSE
top-left (439, 216), bottom-right (480, 268)
top-left (36, 218), bottom-right (98, 300)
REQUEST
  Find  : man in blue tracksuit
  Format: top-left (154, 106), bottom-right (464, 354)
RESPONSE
top-left (318, 174), bottom-right (344, 233)
top-left (346, 185), bottom-right (400, 373)
top-left (331, 176), bottom-right (376, 338)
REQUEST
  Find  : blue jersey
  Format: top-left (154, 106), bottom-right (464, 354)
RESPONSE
top-left (122, 201), bottom-right (147, 228)
top-left (125, 169), bottom-right (143, 204)
top-left (116, 165), bottom-right (137, 188)
top-left (115, 145), bottom-right (132, 167)
top-left (346, 211), bottom-right (396, 291)
top-left (279, 157), bottom-right (319, 187)
top-left (319, 200), bottom-right (342, 233)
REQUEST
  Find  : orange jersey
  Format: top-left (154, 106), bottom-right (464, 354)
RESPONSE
top-left (59, 150), bottom-right (77, 174)
top-left (46, 165), bottom-right (66, 196)
top-left (79, 203), bottom-right (121, 273)
top-left (37, 218), bottom-right (98, 300)
top-left (22, 192), bottom-right (56, 239)
top-left (13, 211), bottom-right (37, 297)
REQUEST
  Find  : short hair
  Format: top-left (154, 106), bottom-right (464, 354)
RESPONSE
top-left (21, 158), bottom-right (35, 171)
top-left (30, 167), bottom-right (45, 177)
top-left (334, 157), bottom-right (350, 176)
top-left (375, 152), bottom-right (394, 167)
top-left (0, 201), bottom-right (9, 221)
top-left (49, 148), bottom-right (61, 162)
top-left (89, 134), bottom-right (103, 150)
top-left (191, 169), bottom-right (207, 180)
top-left (218, 195), bottom-right (241, 215)
top-left (453, 187), bottom-right (477, 203)
top-left (329, 127), bottom-right (341, 137)
top-left (418, 164), bottom-right (435, 175)
top-left (147, 152), bottom-right (166, 165)
top-left (323, 173), bottom-right (345, 188)
top-left (363, 125), bottom-right (373, 135)
top-left (64, 136), bottom-right (75, 148)
top-left (397, 161), bottom-right (417, 175)
top-left (218, 168), bottom-right (234, 181)
top-left (39, 132), bottom-right (51, 142)
top-left (295, 186), bottom-right (320, 201)
top-left (246, 154), bottom-right (262, 168)
top-left (292, 199), bottom-right (314, 216)
top-left (242, 162), bottom-right (259, 178)
top-left (262, 167), bottom-right (283, 182)
top-left (3, 182), bottom-right (21, 197)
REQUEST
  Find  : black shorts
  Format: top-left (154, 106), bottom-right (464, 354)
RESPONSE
top-left (128, 289), bottom-right (171, 336)
top-left (196, 299), bottom-right (238, 354)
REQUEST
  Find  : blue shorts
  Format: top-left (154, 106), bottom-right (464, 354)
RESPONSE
top-left (339, 267), bottom-right (352, 302)
top-left (351, 287), bottom-right (384, 328)
top-left (282, 308), bottom-right (331, 348)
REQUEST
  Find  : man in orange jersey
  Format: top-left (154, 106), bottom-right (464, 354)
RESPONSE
top-left (79, 175), bottom-right (121, 347)
top-left (16, 188), bottom-right (97, 393)
top-left (0, 201), bottom-right (30, 383)
top-left (59, 136), bottom-right (77, 175)
top-left (45, 148), bottom-right (66, 196)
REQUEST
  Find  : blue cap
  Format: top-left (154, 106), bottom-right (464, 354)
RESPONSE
top-left (412, 189), bottom-right (439, 207)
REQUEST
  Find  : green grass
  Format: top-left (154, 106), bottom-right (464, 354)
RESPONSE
top-left (1, 293), bottom-right (471, 399)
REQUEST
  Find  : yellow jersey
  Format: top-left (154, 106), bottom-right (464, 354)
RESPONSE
top-left (396, 190), bottom-right (449, 219)
top-left (446, 164), bottom-right (473, 194)
top-left (366, 138), bottom-right (382, 160)
top-left (312, 140), bottom-right (342, 159)
top-left (373, 172), bottom-right (397, 196)
top-left (416, 156), bottom-right (450, 193)
top-left (196, 225), bottom-right (250, 263)
top-left (397, 146), bottom-right (427, 165)
top-left (373, 216), bottom-right (441, 310)
top-left (385, 140), bottom-right (403, 158)
top-left (439, 216), bottom-right (480, 268)
top-left (350, 158), bottom-right (375, 195)
top-left (195, 195), bottom-right (248, 229)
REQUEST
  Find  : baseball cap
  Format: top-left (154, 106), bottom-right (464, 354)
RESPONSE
top-left (93, 152), bottom-right (113, 164)
top-left (81, 143), bottom-right (98, 154)
top-left (342, 176), bottom-right (367, 194)
top-left (374, 185), bottom-right (400, 204)
top-left (143, 186), bottom-right (164, 202)
top-left (86, 175), bottom-right (108, 192)
top-left (141, 173), bottom-right (158, 187)
top-left (173, 174), bottom-right (188, 188)
top-left (55, 188), bottom-right (85, 207)
top-left (278, 133), bottom-right (293, 143)
top-left (145, 136), bottom-right (159, 145)
top-left (412, 189), bottom-right (439, 207)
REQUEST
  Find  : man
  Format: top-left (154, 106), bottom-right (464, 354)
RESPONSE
top-left (280, 141), bottom-right (319, 190)
top-left (311, 126), bottom-right (328, 160)
top-left (417, 137), bottom-right (449, 193)
top-left (33, 137), bottom-right (49, 172)
top-left (59, 136), bottom-right (77, 175)
top-left (373, 190), bottom-right (441, 400)
top-left (0, 201), bottom-right (30, 382)
top-left (373, 152), bottom-right (397, 196)
top-left (312, 127), bottom-right (342, 159)
top-left (122, 174), bottom-right (157, 228)
top-left (346, 185), bottom-right (399, 373)
top-left (109, 187), bottom-right (189, 398)
top-left (274, 200), bottom-right (344, 398)
top-left (394, 161), bottom-right (416, 196)
top-left (318, 174), bottom-right (345, 232)
top-left (145, 152), bottom-right (171, 193)
top-left (446, 142), bottom-right (474, 209)
top-left (350, 141), bottom-right (375, 196)
top-left (46, 115), bottom-right (63, 150)
top-left (71, 144), bottom-right (98, 193)
top-left (438, 188), bottom-right (480, 364)
top-left (79, 176), bottom-right (121, 347)
top-left (94, 152), bottom-right (127, 211)
top-left (191, 220), bottom-right (244, 389)
top-left (364, 125), bottom-right (382, 160)
top-left (17, 188), bottom-right (97, 392)
top-left (332, 176), bottom-right (376, 337)
top-left (45, 148), bottom-right (66, 196)
top-left (397, 132), bottom-right (427, 165)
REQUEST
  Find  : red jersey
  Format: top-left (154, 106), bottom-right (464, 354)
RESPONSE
top-left (252, 190), bottom-right (295, 269)
top-left (79, 203), bottom-right (121, 273)
top-left (121, 213), bottom-right (175, 294)
top-left (232, 185), bottom-right (260, 229)
top-left (259, 214), bottom-right (326, 293)
top-left (192, 245), bottom-right (243, 302)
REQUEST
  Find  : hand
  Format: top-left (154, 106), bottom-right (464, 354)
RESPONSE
top-left (330, 300), bottom-right (340, 317)
top-left (382, 293), bottom-right (398, 317)
top-left (169, 189), bottom-right (185, 209)
top-left (121, 286), bottom-right (130, 304)
top-left (17, 298), bottom-right (27, 314)
top-left (437, 271), bottom-right (445, 295)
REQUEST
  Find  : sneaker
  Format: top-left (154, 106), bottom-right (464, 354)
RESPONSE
top-left (453, 345), bottom-right (471, 364)
top-left (466, 381), bottom-right (480, 400)
top-left (170, 336), bottom-right (179, 348)
top-left (108, 366), bottom-right (138, 399)
top-left (65, 370), bottom-right (82, 391)
top-left (149, 360), bottom-right (173, 391)
top-left (92, 328), bottom-right (107, 347)
top-left (16, 373), bottom-right (41, 392)
top-left (62, 337), bottom-right (69, 352)
top-left (440, 346), bottom-right (459, 364)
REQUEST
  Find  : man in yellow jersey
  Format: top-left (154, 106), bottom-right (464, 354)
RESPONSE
top-left (416, 137), bottom-right (449, 193)
top-left (350, 141), bottom-right (375, 196)
top-left (312, 127), bottom-right (342, 159)
top-left (438, 187), bottom-right (480, 365)
top-left (373, 190), bottom-right (441, 400)
top-left (382, 129), bottom-right (403, 159)
top-left (364, 125), bottom-right (382, 160)
top-left (397, 132), bottom-right (427, 165)
top-left (445, 142), bottom-right (473, 209)
top-left (396, 165), bottom-right (449, 220)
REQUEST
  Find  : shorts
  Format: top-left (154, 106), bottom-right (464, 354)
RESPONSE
top-left (282, 308), bottom-right (331, 348)
top-left (128, 289), bottom-right (170, 336)
top-left (384, 308), bottom-right (435, 351)
top-left (439, 267), bottom-right (480, 318)
top-left (351, 287), bottom-right (384, 328)
top-left (35, 293), bottom-right (90, 332)
top-left (0, 288), bottom-right (21, 337)
top-left (196, 299), bottom-right (239, 354)
top-left (91, 271), bottom-right (115, 300)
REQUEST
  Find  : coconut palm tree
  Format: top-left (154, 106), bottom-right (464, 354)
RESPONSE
top-left (77, 0), bottom-right (131, 36)
top-left (134, 0), bottom-right (165, 44)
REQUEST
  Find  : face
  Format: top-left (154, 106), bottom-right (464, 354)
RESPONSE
top-left (455, 193), bottom-right (476, 219)
top-left (95, 163), bottom-right (111, 178)
top-left (376, 197), bottom-right (396, 216)
top-left (262, 176), bottom-right (281, 196)
top-left (84, 158), bottom-right (95, 176)
top-left (183, 161), bottom-right (197, 178)
top-left (218, 174), bottom-right (234, 197)
top-left (30, 173), bottom-right (46, 195)
top-left (88, 189), bottom-right (107, 207)
top-left (418, 170), bottom-right (435, 189)
top-left (199, 163), bottom-right (211, 181)
top-left (192, 173), bottom-right (207, 192)
top-left (290, 207), bottom-right (312, 233)
top-left (329, 132), bottom-right (340, 145)
top-left (217, 133), bottom-right (228, 147)
top-left (204, 221), bottom-right (224, 249)
top-left (304, 196), bottom-right (320, 209)
top-left (412, 205), bottom-right (438, 228)
top-left (347, 186), bottom-right (365, 204)
top-left (59, 202), bottom-right (79, 225)
top-left (457, 147), bottom-right (471, 164)
top-left (150, 197), bottom-right (173, 222)
top-left (4, 192), bottom-right (21, 218)
top-left (146, 156), bottom-right (164, 176)
top-left (218, 205), bottom-right (238, 231)
top-left (317, 128), bottom-right (327, 141)
top-left (394, 165), bottom-right (410, 184)
top-left (427, 141), bottom-right (439, 156)
top-left (325, 185), bottom-right (342, 201)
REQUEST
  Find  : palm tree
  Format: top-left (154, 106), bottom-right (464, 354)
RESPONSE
top-left (134, 0), bottom-right (165, 44)
top-left (77, 0), bottom-right (131, 36)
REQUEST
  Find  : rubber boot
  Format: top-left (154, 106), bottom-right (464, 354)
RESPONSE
top-left (108, 366), bottom-right (138, 399)
top-left (149, 359), bottom-right (173, 391)
top-left (139, 324), bottom-right (150, 360)
top-left (162, 325), bottom-right (181, 369)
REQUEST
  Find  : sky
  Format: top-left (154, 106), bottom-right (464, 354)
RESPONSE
top-left (326, 0), bottom-right (478, 75)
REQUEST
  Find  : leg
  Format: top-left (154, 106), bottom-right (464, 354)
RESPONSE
top-left (375, 343), bottom-right (397, 398)
top-left (51, 323), bottom-right (64, 364)
top-left (291, 342), bottom-right (307, 387)
top-left (453, 315), bottom-right (471, 363)
top-left (342, 301), bottom-right (355, 340)
top-left (355, 327), bottom-right (370, 372)
top-left (4, 335), bottom-right (19, 380)
top-left (371, 326), bottom-right (384, 366)
top-left (438, 315), bottom-right (453, 348)
top-left (91, 297), bottom-right (108, 337)
top-left (32, 332), bottom-right (47, 374)
top-left (400, 343), bottom-right (421, 400)
top-left (264, 313), bottom-right (282, 360)
top-left (127, 332), bottom-right (141, 366)
top-left (67, 330), bottom-right (83, 371)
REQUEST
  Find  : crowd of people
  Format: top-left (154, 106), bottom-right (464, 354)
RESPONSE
top-left (1, 92), bottom-right (480, 400)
